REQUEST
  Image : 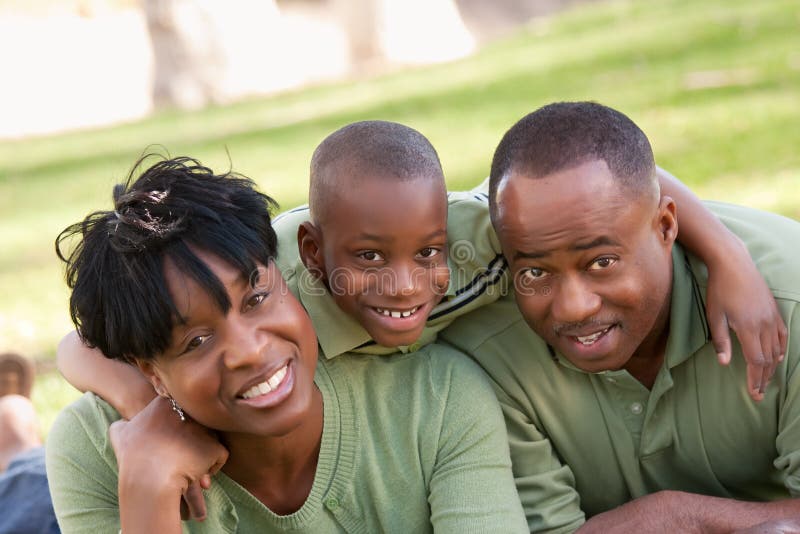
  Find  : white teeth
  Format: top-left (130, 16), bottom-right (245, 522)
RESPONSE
top-left (576, 328), bottom-right (610, 345)
top-left (241, 365), bottom-right (288, 399)
top-left (268, 366), bottom-right (287, 389)
top-left (375, 306), bottom-right (419, 318)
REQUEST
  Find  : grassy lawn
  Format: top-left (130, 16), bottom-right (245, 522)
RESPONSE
top-left (1, 0), bottom-right (797, 431)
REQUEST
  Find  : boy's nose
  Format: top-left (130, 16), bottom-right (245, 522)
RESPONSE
top-left (387, 263), bottom-right (416, 297)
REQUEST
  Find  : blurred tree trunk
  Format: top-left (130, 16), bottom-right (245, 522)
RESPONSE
top-left (332, 0), bottom-right (475, 69)
top-left (141, 0), bottom-right (280, 110)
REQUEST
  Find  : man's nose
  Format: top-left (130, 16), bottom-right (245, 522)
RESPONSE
top-left (550, 274), bottom-right (601, 325)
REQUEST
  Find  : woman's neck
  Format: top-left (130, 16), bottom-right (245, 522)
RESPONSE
top-left (220, 385), bottom-right (324, 515)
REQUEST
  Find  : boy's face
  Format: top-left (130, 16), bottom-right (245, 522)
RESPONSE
top-left (315, 176), bottom-right (450, 348)
top-left (140, 249), bottom-right (320, 438)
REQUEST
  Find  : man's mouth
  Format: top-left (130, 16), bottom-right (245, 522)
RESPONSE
top-left (240, 364), bottom-right (289, 399)
top-left (574, 326), bottom-right (614, 346)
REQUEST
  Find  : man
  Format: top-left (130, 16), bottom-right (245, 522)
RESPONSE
top-left (442, 101), bottom-right (799, 532)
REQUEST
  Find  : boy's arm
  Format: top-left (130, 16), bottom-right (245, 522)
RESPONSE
top-left (56, 330), bottom-right (156, 420)
top-left (658, 167), bottom-right (788, 400)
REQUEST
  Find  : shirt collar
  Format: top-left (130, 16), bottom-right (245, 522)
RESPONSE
top-left (297, 270), bottom-right (376, 359)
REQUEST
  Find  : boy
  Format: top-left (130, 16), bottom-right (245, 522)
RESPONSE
top-left (56, 121), bottom-right (784, 525)
top-left (60, 121), bottom-right (782, 409)
top-left (48, 157), bottom-right (528, 532)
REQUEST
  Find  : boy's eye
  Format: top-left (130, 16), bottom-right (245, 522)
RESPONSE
top-left (417, 247), bottom-right (440, 259)
top-left (588, 257), bottom-right (617, 271)
top-left (358, 251), bottom-right (384, 262)
top-left (245, 292), bottom-right (268, 310)
top-left (520, 267), bottom-right (548, 281)
top-left (183, 335), bottom-right (210, 354)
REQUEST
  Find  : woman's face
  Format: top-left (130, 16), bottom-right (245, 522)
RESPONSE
top-left (139, 249), bottom-right (319, 438)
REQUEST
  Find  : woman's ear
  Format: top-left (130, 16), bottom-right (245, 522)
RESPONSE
top-left (298, 221), bottom-right (326, 280)
top-left (135, 359), bottom-right (168, 398)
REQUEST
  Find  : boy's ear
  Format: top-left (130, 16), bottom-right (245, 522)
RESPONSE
top-left (298, 221), bottom-right (326, 280)
top-left (135, 359), bottom-right (168, 398)
top-left (656, 195), bottom-right (678, 247)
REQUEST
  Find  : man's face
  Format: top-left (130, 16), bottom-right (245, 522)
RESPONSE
top-left (315, 176), bottom-right (450, 348)
top-left (494, 159), bottom-right (677, 373)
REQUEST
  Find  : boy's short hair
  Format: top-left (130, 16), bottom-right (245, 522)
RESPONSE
top-left (488, 101), bottom-right (657, 219)
top-left (56, 156), bottom-right (278, 362)
top-left (309, 120), bottom-right (444, 223)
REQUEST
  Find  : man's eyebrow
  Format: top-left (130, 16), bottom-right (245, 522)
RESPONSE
top-left (571, 236), bottom-right (621, 251)
top-left (513, 236), bottom-right (620, 261)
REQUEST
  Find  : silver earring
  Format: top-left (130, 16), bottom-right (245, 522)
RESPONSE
top-left (169, 397), bottom-right (186, 422)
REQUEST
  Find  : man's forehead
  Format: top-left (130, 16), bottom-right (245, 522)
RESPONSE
top-left (495, 164), bottom-right (643, 256)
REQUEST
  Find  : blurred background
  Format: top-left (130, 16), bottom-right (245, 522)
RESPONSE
top-left (0, 0), bottom-right (798, 433)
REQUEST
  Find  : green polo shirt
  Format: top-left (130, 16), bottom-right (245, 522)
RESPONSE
top-left (46, 344), bottom-right (528, 533)
top-left (441, 202), bottom-right (800, 533)
top-left (272, 181), bottom-right (508, 359)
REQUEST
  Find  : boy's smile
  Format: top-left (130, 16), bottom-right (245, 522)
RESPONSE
top-left (305, 175), bottom-right (450, 348)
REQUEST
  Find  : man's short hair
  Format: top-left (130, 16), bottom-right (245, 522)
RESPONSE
top-left (489, 102), bottom-right (657, 218)
top-left (56, 156), bottom-right (279, 362)
top-left (309, 120), bottom-right (444, 222)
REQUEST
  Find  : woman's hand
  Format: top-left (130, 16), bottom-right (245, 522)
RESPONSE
top-left (110, 396), bottom-right (228, 534)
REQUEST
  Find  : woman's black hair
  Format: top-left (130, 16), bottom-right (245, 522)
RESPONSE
top-left (55, 155), bottom-right (279, 362)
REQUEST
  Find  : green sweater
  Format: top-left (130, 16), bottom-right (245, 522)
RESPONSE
top-left (46, 344), bottom-right (528, 533)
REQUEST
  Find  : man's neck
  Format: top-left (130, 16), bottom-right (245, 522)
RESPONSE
top-left (625, 291), bottom-right (673, 389)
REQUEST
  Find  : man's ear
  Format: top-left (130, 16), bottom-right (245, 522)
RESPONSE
top-left (298, 221), bottom-right (326, 280)
top-left (135, 359), bottom-right (168, 398)
top-left (656, 195), bottom-right (679, 247)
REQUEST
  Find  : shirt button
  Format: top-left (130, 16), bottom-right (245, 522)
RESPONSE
top-left (326, 497), bottom-right (339, 509)
top-left (606, 377), bottom-right (616, 384)
top-left (630, 402), bottom-right (643, 415)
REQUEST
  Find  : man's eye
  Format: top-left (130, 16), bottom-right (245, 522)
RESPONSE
top-left (417, 247), bottom-right (440, 259)
top-left (359, 251), bottom-right (384, 261)
top-left (184, 335), bottom-right (210, 354)
top-left (245, 292), bottom-right (268, 310)
top-left (588, 257), bottom-right (617, 271)
top-left (521, 267), bottom-right (547, 281)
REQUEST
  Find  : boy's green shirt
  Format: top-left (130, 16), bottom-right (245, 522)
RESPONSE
top-left (272, 180), bottom-right (508, 358)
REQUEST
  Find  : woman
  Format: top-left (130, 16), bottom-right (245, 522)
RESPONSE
top-left (46, 157), bottom-right (528, 533)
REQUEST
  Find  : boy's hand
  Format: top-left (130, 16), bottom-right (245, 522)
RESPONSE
top-left (705, 248), bottom-right (788, 401)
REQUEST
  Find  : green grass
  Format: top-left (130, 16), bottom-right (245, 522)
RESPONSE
top-left (2, 0), bottom-right (798, 432)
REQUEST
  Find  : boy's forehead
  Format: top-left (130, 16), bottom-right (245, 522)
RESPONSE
top-left (321, 177), bottom-right (447, 238)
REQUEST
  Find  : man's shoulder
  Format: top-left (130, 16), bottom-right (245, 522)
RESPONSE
top-left (703, 202), bottom-right (800, 301)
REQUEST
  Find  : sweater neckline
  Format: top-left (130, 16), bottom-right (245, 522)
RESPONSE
top-left (210, 357), bottom-right (357, 529)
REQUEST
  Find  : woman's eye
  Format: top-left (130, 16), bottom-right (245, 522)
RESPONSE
top-left (359, 251), bottom-right (384, 261)
top-left (588, 257), bottom-right (617, 271)
top-left (417, 247), bottom-right (440, 259)
top-left (184, 335), bottom-right (209, 354)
